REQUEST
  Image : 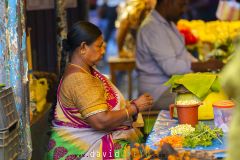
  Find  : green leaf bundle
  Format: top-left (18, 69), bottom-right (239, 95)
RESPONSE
top-left (183, 122), bottom-right (223, 148)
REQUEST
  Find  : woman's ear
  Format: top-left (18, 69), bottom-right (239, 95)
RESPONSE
top-left (79, 42), bottom-right (87, 55)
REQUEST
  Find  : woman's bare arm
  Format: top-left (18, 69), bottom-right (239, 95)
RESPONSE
top-left (86, 93), bottom-right (153, 131)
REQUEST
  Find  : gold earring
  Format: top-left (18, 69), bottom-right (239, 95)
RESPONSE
top-left (80, 51), bottom-right (85, 55)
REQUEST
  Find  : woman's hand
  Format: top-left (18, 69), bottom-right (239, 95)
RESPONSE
top-left (134, 93), bottom-right (153, 112)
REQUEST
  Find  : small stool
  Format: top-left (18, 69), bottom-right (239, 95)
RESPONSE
top-left (108, 57), bottom-right (136, 99)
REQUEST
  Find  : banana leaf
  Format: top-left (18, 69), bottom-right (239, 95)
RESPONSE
top-left (164, 73), bottom-right (221, 99)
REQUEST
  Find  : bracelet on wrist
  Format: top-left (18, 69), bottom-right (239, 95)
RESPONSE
top-left (130, 100), bottom-right (139, 115)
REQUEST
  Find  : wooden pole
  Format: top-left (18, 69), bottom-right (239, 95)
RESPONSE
top-left (55, 0), bottom-right (67, 77)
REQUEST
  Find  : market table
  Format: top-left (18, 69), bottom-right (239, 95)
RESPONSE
top-left (146, 110), bottom-right (227, 159)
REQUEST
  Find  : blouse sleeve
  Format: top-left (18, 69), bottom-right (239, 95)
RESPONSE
top-left (67, 73), bottom-right (108, 118)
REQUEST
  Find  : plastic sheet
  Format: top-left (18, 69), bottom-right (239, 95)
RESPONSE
top-left (146, 110), bottom-right (227, 159)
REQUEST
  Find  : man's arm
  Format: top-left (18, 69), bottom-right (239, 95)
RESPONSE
top-left (138, 26), bottom-right (192, 76)
top-left (191, 59), bottom-right (224, 72)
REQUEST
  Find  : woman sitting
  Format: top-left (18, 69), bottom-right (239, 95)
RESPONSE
top-left (47, 21), bottom-right (153, 160)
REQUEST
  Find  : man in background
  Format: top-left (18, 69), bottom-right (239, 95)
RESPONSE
top-left (136, 0), bottom-right (223, 110)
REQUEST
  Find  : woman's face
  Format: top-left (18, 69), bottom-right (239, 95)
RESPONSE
top-left (85, 35), bottom-right (106, 66)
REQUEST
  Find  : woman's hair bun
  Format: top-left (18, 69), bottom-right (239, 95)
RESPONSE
top-left (62, 39), bottom-right (72, 52)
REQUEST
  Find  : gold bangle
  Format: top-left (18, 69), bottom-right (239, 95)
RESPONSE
top-left (125, 108), bottom-right (129, 120)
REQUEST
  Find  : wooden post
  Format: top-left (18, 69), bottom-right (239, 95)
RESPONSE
top-left (55, 0), bottom-right (67, 77)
